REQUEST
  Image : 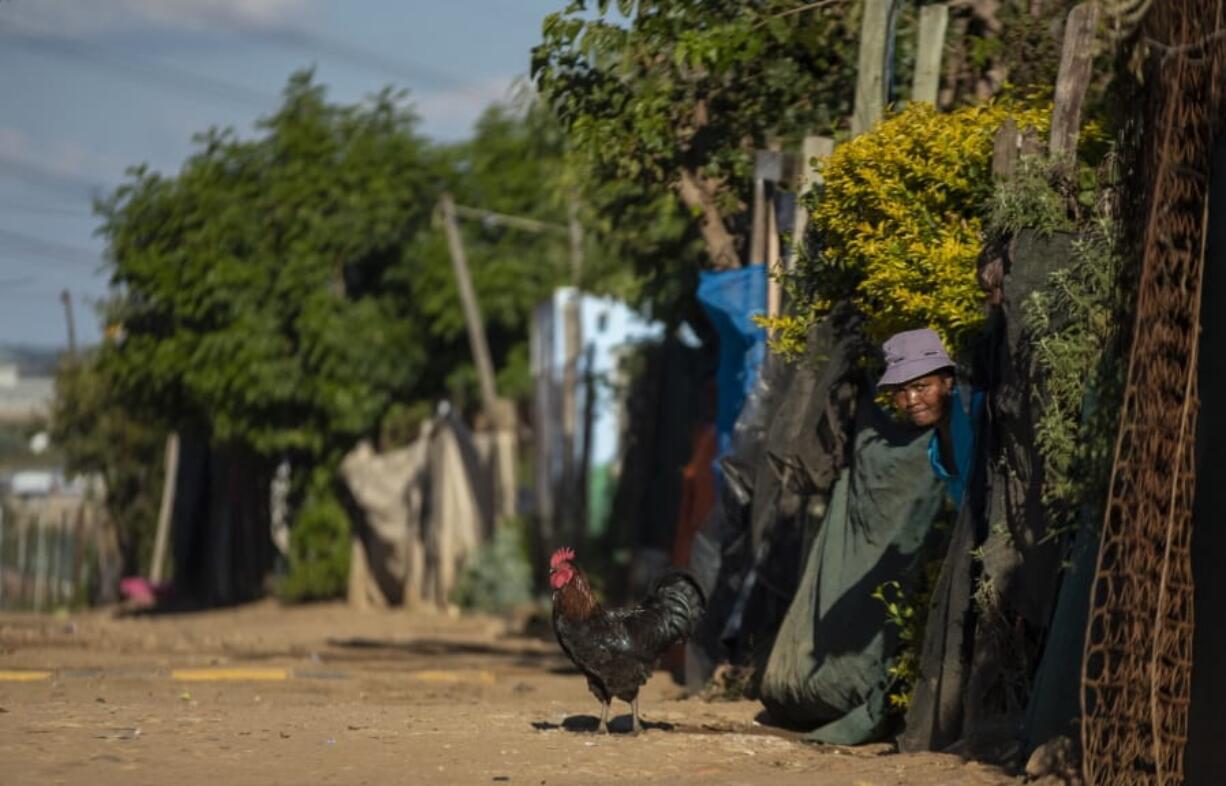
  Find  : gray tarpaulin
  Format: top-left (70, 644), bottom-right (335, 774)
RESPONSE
top-left (340, 411), bottom-right (491, 610)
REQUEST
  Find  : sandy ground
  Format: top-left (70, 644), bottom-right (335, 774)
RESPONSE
top-left (0, 600), bottom-right (1021, 786)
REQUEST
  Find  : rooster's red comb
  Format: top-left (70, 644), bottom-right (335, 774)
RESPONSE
top-left (550, 547), bottom-right (575, 569)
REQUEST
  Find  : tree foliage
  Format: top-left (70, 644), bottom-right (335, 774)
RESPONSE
top-left (98, 72), bottom-right (440, 462)
top-left (533, 0), bottom-right (866, 269)
top-left (89, 73), bottom-right (611, 597)
top-left (278, 468), bottom-right (351, 602)
top-left (51, 351), bottom-right (165, 575)
top-left (409, 101), bottom-right (580, 410)
top-left (771, 100), bottom-right (1050, 354)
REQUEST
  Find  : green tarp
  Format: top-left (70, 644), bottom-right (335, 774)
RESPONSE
top-left (760, 394), bottom-right (947, 744)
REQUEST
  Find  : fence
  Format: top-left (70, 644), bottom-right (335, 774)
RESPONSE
top-left (0, 495), bottom-right (104, 612)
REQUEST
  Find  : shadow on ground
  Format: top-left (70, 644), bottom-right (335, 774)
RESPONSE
top-left (324, 636), bottom-right (578, 672)
top-left (532, 714), bottom-right (676, 734)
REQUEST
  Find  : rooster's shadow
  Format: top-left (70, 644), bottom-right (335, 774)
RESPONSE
top-left (532, 714), bottom-right (675, 734)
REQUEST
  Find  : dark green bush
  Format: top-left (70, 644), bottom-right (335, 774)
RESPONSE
top-left (278, 470), bottom-right (351, 602)
top-left (451, 518), bottom-right (533, 614)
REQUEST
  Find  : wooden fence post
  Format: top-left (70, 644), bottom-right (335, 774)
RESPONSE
top-left (563, 202), bottom-right (585, 540)
top-left (766, 188), bottom-right (782, 318)
top-left (852, 0), bottom-right (900, 135)
top-left (792, 136), bottom-right (837, 256)
top-left (912, 3), bottom-right (949, 104)
top-left (16, 515), bottom-right (27, 607)
top-left (71, 509), bottom-right (84, 606)
top-left (149, 432), bottom-right (179, 584)
top-left (33, 515), bottom-right (46, 612)
top-left (1049, 3), bottom-right (1100, 160)
top-left (50, 515), bottom-right (62, 606)
top-left (750, 174), bottom-right (768, 266)
top-left (0, 506), bottom-right (5, 609)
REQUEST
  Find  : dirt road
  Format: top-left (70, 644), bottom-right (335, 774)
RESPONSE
top-left (0, 601), bottom-right (1018, 785)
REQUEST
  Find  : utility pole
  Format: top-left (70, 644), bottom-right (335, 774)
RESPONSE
top-left (562, 199), bottom-right (585, 544)
top-left (440, 193), bottom-right (501, 422)
top-left (441, 193), bottom-right (527, 523)
top-left (149, 432), bottom-right (180, 584)
top-left (438, 196), bottom-right (590, 529)
top-left (59, 289), bottom-right (77, 359)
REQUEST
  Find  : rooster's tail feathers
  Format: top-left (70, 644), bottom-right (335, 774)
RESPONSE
top-left (648, 570), bottom-right (707, 641)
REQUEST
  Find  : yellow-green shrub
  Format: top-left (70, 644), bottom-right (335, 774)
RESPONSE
top-left (772, 101), bottom-right (1050, 357)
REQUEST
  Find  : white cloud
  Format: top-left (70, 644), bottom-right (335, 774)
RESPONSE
top-left (0, 128), bottom-right (28, 161)
top-left (2, 0), bottom-right (315, 36)
top-left (0, 126), bottom-right (126, 185)
top-left (412, 75), bottom-right (520, 142)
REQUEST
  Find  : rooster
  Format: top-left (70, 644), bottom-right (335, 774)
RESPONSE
top-left (549, 547), bottom-right (706, 734)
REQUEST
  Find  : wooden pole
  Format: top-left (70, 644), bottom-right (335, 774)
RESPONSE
top-left (50, 514), bottom-right (63, 605)
top-left (750, 175), bottom-right (768, 265)
top-left (149, 432), bottom-right (179, 584)
top-left (792, 136), bottom-right (836, 260)
top-left (440, 193), bottom-right (500, 422)
top-left (1049, 3), bottom-right (1100, 160)
top-left (452, 203), bottom-right (568, 236)
top-left (562, 201), bottom-right (587, 538)
top-left (59, 289), bottom-right (77, 359)
top-left (560, 297), bottom-right (582, 539)
top-left (766, 191), bottom-right (782, 318)
top-left (33, 515), bottom-right (46, 612)
top-left (911, 3), bottom-right (949, 105)
top-left (576, 344), bottom-right (597, 544)
top-left (443, 197), bottom-right (586, 526)
top-left (852, 0), bottom-right (900, 136)
top-left (0, 506), bottom-right (5, 609)
top-left (70, 510), bottom-right (83, 606)
top-left (16, 514), bottom-right (27, 606)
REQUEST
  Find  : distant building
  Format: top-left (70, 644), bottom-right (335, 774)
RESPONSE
top-left (0, 347), bottom-right (58, 424)
top-left (0, 365), bottom-right (54, 424)
top-left (531, 289), bottom-right (662, 537)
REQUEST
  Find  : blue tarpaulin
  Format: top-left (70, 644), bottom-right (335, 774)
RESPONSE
top-left (697, 264), bottom-right (768, 458)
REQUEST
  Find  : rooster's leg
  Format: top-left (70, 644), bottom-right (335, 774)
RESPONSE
top-left (597, 701), bottom-right (610, 734)
top-left (630, 697), bottom-right (642, 735)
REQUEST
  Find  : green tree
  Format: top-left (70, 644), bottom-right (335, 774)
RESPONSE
top-left (50, 350), bottom-right (165, 576)
top-left (97, 71), bottom-right (440, 463)
top-left (405, 101), bottom-right (576, 412)
top-left (532, 0), bottom-right (866, 269)
top-left (402, 97), bottom-right (698, 413)
top-left (92, 73), bottom-right (660, 598)
top-left (95, 72), bottom-right (447, 598)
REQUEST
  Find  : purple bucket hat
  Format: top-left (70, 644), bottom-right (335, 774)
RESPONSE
top-left (878, 329), bottom-right (955, 387)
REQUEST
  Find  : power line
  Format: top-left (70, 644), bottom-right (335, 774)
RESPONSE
top-left (0, 288), bottom-right (71, 301)
top-left (0, 155), bottom-right (109, 201)
top-left (0, 227), bottom-right (104, 270)
top-left (216, 19), bottom-right (504, 103)
top-left (1, 20), bottom-right (275, 110)
top-left (0, 200), bottom-right (94, 219)
top-left (4, 17), bottom-right (495, 111)
top-left (249, 27), bottom-right (475, 94)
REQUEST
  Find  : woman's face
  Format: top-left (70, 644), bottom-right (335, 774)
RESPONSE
top-left (891, 373), bottom-right (954, 428)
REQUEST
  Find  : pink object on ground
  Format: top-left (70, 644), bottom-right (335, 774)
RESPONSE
top-left (119, 576), bottom-right (171, 605)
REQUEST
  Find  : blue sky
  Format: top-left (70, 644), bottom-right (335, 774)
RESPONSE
top-left (0, 0), bottom-right (563, 348)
